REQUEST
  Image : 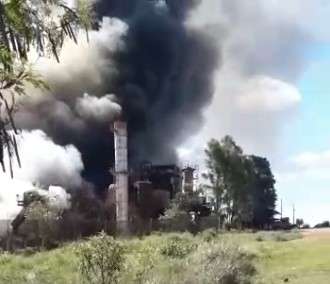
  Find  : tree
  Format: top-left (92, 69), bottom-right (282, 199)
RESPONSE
top-left (204, 137), bottom-right (278, 229)
top-left (296, 218), bottom-right (304, 229)
top-left (161, 191), bottom-right (204, 232)
top-left (204, 136), bottom-right (251, 229)
top-left (248, 155), bottom-right (277, 228)
top-left (314, 221), bottom-right (330, 228)
top-left (24, 199), bottom-right (58, 248)
top-left (0, 0), bottom-right (92, 176)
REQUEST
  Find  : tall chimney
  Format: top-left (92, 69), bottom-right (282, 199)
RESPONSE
top-left (113, 121), bottom-right (129, 234)
top-left (182, 166), bottom-right (195, 194)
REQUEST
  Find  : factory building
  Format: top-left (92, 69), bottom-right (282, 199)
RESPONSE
top-left (109, 121), bottom-right (206, 233)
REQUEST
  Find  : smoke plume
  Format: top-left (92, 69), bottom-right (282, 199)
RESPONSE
top-left (75, 94), bottom-right (122, 122)
top-left (179, 0), bottom-right (325, 167)
top-left (13, 0), bottom-right (219, 190)
top-left (0, 130), bottom-right (82, 221)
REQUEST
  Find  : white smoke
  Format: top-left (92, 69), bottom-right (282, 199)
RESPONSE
top-left (180, 0), bottom-right (329, 166)
top-left (7, 130), bottom-right (84, 188)
top-left (34, 17), bottom-right (128, 92)
top-left (0, 179), bottom-right (37, 220)
top-left (76, 93), bottom-right (122, 122)
top-left (0, 130), bottom-right (84, 223)
top-left (47, 185), bottom-right (71, 211)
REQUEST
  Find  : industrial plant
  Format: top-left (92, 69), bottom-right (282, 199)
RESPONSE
top-left (5, 120), bottom-right (211, 246)
top-left (106, 120), bottom-right (209, 233)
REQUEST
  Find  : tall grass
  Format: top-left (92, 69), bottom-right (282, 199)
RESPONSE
top-left (119, 233), bottom-right (256, 284)
top-left (255, 230), bottom-right (302, 242)
top-left (0, 232), bottom-right (257, 284)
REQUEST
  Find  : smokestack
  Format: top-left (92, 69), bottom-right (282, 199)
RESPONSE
top-left (182, 166), bottom-right (195, 194)
top-left (113, 121), bottom-right (129, 234)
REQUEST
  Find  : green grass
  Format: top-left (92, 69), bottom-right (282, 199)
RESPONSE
top-left (1, 230), bottom-right (330, 284)
top-left (255, 232), bottom-right (330, 283)
top-left (0, 245), bottom-right (79, 284)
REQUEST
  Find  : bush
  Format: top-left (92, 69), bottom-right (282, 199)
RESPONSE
top-left (159, 207), bottom-right (192, 232)
top-left (122, 240), bottom-right (159, 283)
top-left (200, 228), bottom-right (218, 242)
top-left (160, 235), bottom-right (197, 258)
top-left (314, 221), bottom-right (330, 228)
top-left (140, 235), bottom-right (256, 284)
top-left (0, 250), bottom-right (11, 265)
top-left (187, 242), bottom-right (256, 284)
top-left (255, 231), bottom-right (302, 242)
top-left (255, 235), bottom-right (264, 242)
top-left (76, 232), bottom-right (124, 284)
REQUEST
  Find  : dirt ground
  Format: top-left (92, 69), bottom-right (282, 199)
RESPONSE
top-left (302, 228), bottom-right (330, 240)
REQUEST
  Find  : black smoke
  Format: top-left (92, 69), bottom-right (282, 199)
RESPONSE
top-left (16, 0), bottom-right (219, 190)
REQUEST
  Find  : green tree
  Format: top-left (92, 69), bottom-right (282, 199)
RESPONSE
top-left (296, 218), bottom-right (304, 229)
top-left (0, 0), bottom-right (92, 176)
top-left (25, 199), bottom-right (58, 248)
top-left (161, 191), bottom-right (204, 232)
top-left (248, 155), bottom-right (277, 228)
top-left (204, 137), bottom-right (278, 229)
top-left (204, 136), bottom-right (251, 229)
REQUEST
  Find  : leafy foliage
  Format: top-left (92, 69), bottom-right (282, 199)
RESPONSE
top-left (24, 199), bottom-right (59, 248)
top-left (76, 232), bottom-right (124, 284)
top-left (204, 136), bottom-right (277, 229)
top-left (159, 235), bottom-right (197, 258)
top-left (255, 230), bottom-right (302, 242)
top-left (187, 242), bottom-right (256, 284)
top-left (204, 136), bottom-right (253, 228)
top-left (0, 232), bottom-right (260, 284)
top-left (314, 221), bottom-right (330, 228)
top-left (248, 155), bottom-right (277, 228)
top-left (0, 0), bottom-right (92, 176)
top-left (160, 190), bottom-right (209, 232)
top-left (21, 191), bottom-right (66, 248)
top-left (296, 218), bottom-right (304, 228)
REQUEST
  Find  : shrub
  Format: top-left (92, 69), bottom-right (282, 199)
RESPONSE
top-left (24, 200), bottom-right (61, 248)
top-left (200, 228), bottom-right (218, 242)
top-left (187, 242), bottom-right (256, 284)
top-left (255, 235), bottom-right (264, 242)
top-left (159, 207), bottom-right (192, 232)
top-left (160, 235), bottom-right (197, 258)
top-left (0, 250), bottom-right (11, 265)
top-left (76, 232), bottom-right (124, 284)
top-left (314, 221), bottom-right (330, 228)
top-left (122, 242), bottom-right (159, 283)
top-left (274, 231), bottom-right (301, 242)
top-left (255, 231), bottom-right (302, 242)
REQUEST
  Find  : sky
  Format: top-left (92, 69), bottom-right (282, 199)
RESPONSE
top-left (1, 0), bottom-right (330, 227)
top-left (178, 0), bottom-right (330, 226)
top-left (276, 43), bottom-right (330, 225)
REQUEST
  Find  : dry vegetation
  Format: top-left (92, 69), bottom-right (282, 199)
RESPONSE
top-left (0, 230), bottom-right (311, 284)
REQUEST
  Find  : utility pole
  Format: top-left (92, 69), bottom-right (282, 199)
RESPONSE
top-left (292, 204), bottom-right (295, 225)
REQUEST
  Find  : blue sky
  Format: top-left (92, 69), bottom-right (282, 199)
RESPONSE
top-left (276, 43), bottom-right (330, 225)
top-left (295, 44), bottom-right (330, 152)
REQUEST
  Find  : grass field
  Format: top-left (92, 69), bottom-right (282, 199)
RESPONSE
top-left (0, 229), bottom-right (330, 283)
top-left (255, 229), bottom-right (330, 284)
